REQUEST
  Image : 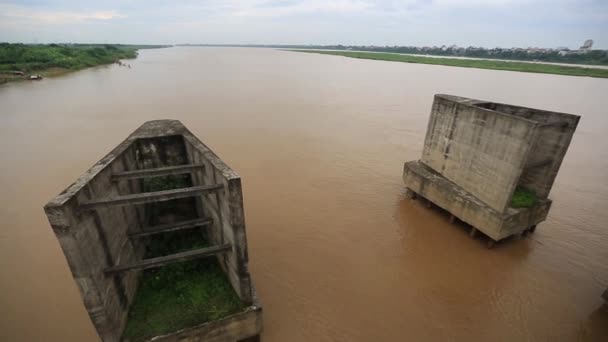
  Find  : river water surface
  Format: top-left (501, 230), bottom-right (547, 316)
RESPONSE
top-left (1, 47), bottom-right (607, 341)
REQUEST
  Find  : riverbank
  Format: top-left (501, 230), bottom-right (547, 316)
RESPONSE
top-left (0, 44), bottom-right (167, 84)
top-left (288, 49), bottom-right (608, 78)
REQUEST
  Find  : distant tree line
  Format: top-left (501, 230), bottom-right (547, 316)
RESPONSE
top-left (278, 45), bottom-right (608, 65)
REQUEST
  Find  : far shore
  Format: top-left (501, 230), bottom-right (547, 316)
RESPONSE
top-left (0, 44), bottom-right (169, 85)
top-left (287, 49), bottom-right (608, 78)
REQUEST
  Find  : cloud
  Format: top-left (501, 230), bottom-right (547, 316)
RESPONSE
top-left (0, 4), bottom-right (126, 24)
top-left (230, 0), bottom-right (373, 17)
top-left (0, 0), bottom-right (605, 47)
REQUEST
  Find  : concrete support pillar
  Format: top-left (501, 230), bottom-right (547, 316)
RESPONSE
top-left (405, 188), bottom-right (417, 200)
top-left (469, 227), bottom-right (477, 238)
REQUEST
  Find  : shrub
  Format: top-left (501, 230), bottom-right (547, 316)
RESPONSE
top-left (511, 186), bottom-right (538, 208)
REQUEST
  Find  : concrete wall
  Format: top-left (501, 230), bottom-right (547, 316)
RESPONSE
top-left (183, 132), bottom-right (253, 305)
top-left (420, 95), bottom-right (579, 213)
top-left (518, 116), bottom-right (579, 199)
top-left (421, 95), bottom-right (537, 213)
top-left (45, 141), bottom-right (144, 342)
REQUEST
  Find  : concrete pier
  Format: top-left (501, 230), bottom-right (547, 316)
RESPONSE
top-left (44, 120), bottom-right (262, 342)
top-left (403, 95), bottom-right (579, 245)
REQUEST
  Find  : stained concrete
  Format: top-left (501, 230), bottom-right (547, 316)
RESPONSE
top-left (404, 95), bottom-right (579, 243)
top-left (44, 120), bottom-right (262, 342)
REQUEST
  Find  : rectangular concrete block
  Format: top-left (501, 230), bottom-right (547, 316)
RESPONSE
top-left (405, 95), bottom-right (579, 243)
top-left (420, 94), bottom-right (579, 213)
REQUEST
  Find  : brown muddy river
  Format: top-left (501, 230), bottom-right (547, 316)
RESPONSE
top-left (1, 47), bottom-right (607, 341)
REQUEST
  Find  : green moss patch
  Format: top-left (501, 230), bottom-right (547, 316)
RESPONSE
top-left (142, 174), bottom-right (191, 192)
top-left (122, 231), bottom-right (244, 342)
top-left (122, 259), bottom-right (244, 342)
top-left (511, 186), bottom-right (538, 208)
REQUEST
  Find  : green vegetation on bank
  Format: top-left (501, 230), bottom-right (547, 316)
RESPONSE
top-left (0, 43), bottom-right (165, 83)
top-left (289, 50), bottom-right (608, 78)
top-left (0, 43), bottom-right (137, 72)
top-left (278, 45), bottom-right (608, 65)
top-left (511, 186), bottom-right (538, 208)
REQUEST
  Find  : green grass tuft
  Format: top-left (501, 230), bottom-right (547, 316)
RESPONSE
top-left (122, 204), bottom-right (244, 341)
top-left (511, 186), bottom-right (538, 208)
top-left (142, 175), bottom-right (191, 193)
top-left (122, 259), bottom-right (244, 342)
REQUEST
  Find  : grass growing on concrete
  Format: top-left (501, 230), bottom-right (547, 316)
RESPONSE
top-left (122, 222), bottom-right (244, 341)
top-left (288, 50), bottom-right (608, 78)
top-left (142, 174), bottom-right (191, 192)
top-left (122, 259), bottom-right (244, 342)
top-left (511, 186), bottom-right (538, 208)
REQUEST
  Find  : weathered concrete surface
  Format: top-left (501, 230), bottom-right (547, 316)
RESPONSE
top-left (403, 161), bottom-right (551, 240)
top-left (183, 132), bottom-right (253, 303)
top-left (421, 94), bottom-right (579, 213)
top-left (405, 95), bottom-right (579, 242)
top-left (44, 120), bottom-right (261, 341)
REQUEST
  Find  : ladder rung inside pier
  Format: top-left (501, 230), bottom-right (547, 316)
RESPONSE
top-left (112, 163), bottom-right (205, 181)
top-left (104, 243), bottom-right (232, 274)
top-left (129, 218), bottom-right (213, 238)
top-left (80, 184), bottom-right (223, 209)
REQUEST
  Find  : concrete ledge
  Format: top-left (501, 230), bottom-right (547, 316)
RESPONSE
top-left (112, 163), bottom-right (205, 181)
top-left (149, 304), bottom-right (262, 342)
top-left (105, 244), bottom-right (232, 274)
top-left (79, 185), bottom-right (223, 209)
top-left (403, 160), bottom-right (551, 241)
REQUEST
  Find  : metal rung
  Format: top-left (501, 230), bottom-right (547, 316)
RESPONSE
top-left (129, 218), bottom-right (212, 238)
top-left (104, 243), bottom-right (232, 274)
top-left (80, 184), bottom-right (223, 209)
top-left (112, 164), bottom-right (205, 181)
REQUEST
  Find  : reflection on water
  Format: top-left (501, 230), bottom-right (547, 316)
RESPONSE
top-left (0, 47), bottom-right (607, 341)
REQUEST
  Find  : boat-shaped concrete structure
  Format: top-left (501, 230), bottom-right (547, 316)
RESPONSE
top-left (45, 120), bottom-right (262, 341)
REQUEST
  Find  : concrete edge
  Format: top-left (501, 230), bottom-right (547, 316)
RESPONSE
top-left (44, 119), bottom-right (234, 209)
top-left (180, 128), bottom-right (241, 181)
top-left (403, 160), bottom-right (550, 241)
top-left (434, 94), bottom-right (581, 123)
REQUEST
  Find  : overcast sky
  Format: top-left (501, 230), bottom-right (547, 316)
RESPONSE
top-left (0, 0), bottom-right (606, 49)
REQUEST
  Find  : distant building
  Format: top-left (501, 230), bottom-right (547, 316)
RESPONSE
top-left (580, 39), bottom-right (593, 51)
